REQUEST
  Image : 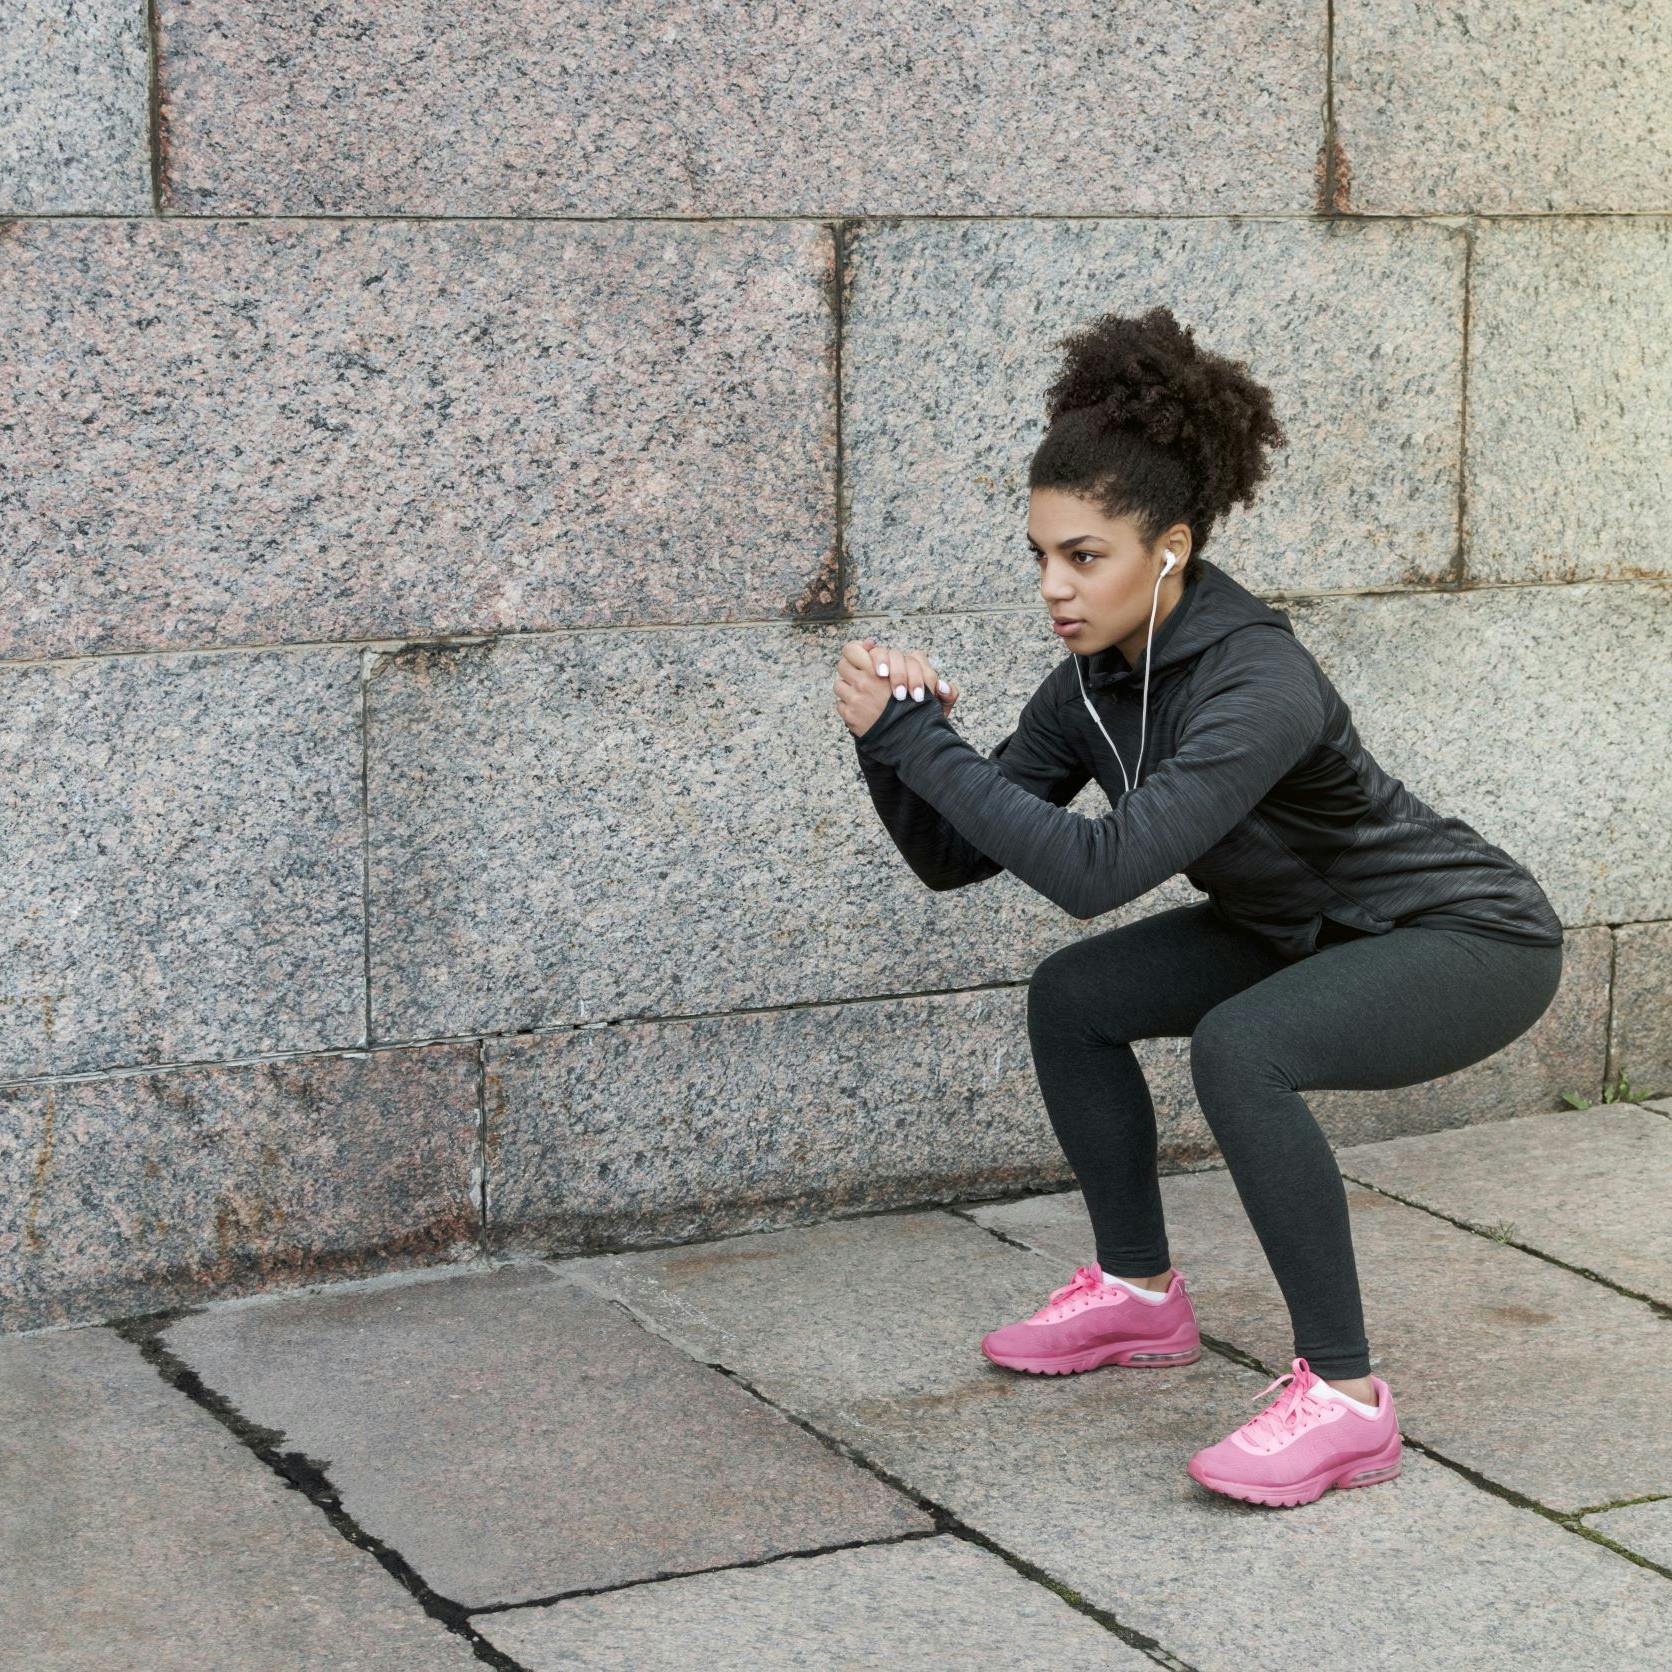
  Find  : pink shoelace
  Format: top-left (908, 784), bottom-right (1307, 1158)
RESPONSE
top-left (1240, 1356), bottom-right (1330, 1445)
top-left (1047, 1264), bottom-right (1105, 1305)
top-left (1031, 1263), bottom-right (1111, 1318)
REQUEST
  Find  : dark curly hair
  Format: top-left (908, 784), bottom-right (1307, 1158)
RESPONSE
top-left (1028, 305), bottom-right (1287, 579)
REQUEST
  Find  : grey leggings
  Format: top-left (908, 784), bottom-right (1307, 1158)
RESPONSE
top-left (1025, 902), bottom-right (1564, 1380)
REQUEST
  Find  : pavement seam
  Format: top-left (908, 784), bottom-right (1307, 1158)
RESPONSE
top-left (565, 1280), bottom-right (1202, 1670)
top-left (944, 1207), bottom-right (1672, 1583)
top-left (1333, 1169), bottom-right (1672, 1323)
top-left (105, 1310), bottom-right (532, 1671)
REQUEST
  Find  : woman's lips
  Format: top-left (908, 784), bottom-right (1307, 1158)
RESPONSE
top-left (1051, 619), bottom-right (1083, 636)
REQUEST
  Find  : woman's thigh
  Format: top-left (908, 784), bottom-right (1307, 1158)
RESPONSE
top-left (1029, 901), bottom-right (1291, 1045)
top-left (1193, 926), bottom-right (1564, 1092)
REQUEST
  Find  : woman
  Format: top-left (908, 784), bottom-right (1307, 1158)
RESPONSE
top-left (832, 306), bottom-right (1564, 1508)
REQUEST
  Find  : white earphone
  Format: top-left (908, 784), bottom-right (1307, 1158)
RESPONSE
top-left (1073, 548), bottom-right (1179, 794)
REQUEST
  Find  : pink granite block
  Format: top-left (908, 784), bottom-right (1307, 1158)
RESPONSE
top-left (155, 1), bottom-right (1324, 217)
top-left (1335, 0), bottom-right (1672, 213)
top-left (0, 217), bottom-right (835, 659)
top-left (0, 1044), bottom-right (480, 1333)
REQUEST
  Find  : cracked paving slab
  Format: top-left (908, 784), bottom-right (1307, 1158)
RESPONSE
top-left (159, 1260), bottom-right (929, 1610)
top-left (0, 1326), bottom-right (480, 1671)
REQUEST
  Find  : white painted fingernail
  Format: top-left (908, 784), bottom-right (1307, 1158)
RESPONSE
top-left (894, 684), bottom-right (907, 701)
top-left (912, 685), bottom-right (924, 701)
top-left (877, 661), bottom-right (889, 678)
top-left (937, 679), bottom-right (950, 694)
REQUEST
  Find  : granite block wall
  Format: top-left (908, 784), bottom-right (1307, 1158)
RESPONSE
top-left (3, 2), bottom-right (1668, 1331)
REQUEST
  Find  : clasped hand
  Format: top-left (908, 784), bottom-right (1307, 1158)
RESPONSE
top-left (834, 637), bottom-right (961, 741)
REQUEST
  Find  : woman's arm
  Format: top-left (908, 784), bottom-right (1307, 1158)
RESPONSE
top-left (854, 668), bottom-right (1091, 892)
top-left (854, 629), bottom-right (1327, 920)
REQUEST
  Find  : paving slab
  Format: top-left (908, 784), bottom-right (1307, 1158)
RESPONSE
top-left (1334, 1105), bottom-right (1672, 1304)
top-left (161, 1261), bottom-right (928, 1609)
top-left (566, 1212), bottom-right (1672, 1667)
top-left (478, 1534), bottom-right (1150, 1670)
top-left (0, 1326), bottom-right (478, 1671)
top-left (971, 1173), bottom-right (1672, 1514)
top-left (1583, 1501), bottom-right (1672, 1571)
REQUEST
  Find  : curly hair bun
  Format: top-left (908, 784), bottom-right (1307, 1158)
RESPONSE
top-left (1041, 304), bottom-right (1287, 533)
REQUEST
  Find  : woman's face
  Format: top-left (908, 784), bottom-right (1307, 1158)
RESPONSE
top-left (1026, 488), bottom-right (1189, 661)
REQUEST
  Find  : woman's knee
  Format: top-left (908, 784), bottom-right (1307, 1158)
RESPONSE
top-left (1189, 1000), bottom-right (1289, 1101)
top-left (1027, 941), bottom-right (1132, 1044)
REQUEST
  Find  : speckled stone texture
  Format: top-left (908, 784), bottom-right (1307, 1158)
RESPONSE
top-left (0, 1328), bottom-right (481, 1669)
top-left (161, 1262), bottom-right (930, 1608)
top-left (1284, 583), bottom-right (1672, 929)
top-left (1609, 921), bottom-right (1672, 1098)
top-left (0, 1045), bottom-right (481, 1333)
top-left (484, 987), bottom-right (1201, 1256)
top-left (0, 1), bottom-right (150, 213)
top-left (568, 1211), bottom-right (1672, 1665)
top-left (1465, 218), bottom-right (1672, 585)
top-left (845, 217), bottom-right (1466, 604)
top-left (975, 1173), bottom-right (1672, 1515)
top-left (1335, 1), bottom-right (1672, 213)
top-left (154, 1), bottom-right (1323, 217)
top-left (1333, 1105), bottom-right (1672, 1306)
top-left (0, 217), bottom-right (835, 660)
top-left (479, 1536), bottom-right (1152, 1671)
top-left (0, 648), bottom-right (364, 1083)
top-left (365, 615), bottom-right (1198, 1044)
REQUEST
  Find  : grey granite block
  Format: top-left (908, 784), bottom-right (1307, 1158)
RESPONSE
top-left (1465, 219), bottom-right (1672, 584)
top-left (0, 1327), bottom-right (480, 1670)
top-left (0, 648), bottom-right (364, 1082)
top-left (1, 1), bottom-right (150, 213)
top-left (161, 1262), bottom-right (930, 1609)
top-left (0, 217), bottom-right (834, 659)
top-left (1609, 921), bottom-right (1672, 1099)
top-left (1584, 1501), bottom-right (1672, 1571)
top-left (367, 616), bottom-right (1198, 1042)
top-left (972, 1174), bottom-right (1672, 1513)
top-left (0, 1045), bottom-right (480, 1334)
top-left (1334, 2), bottom-right (1672, 213)
top-left (845, 217), bottom-right (1466, 606)
top-left (1334, 1105), bottom-right (1672, 1307)
top-left (484, 985), bottom-right (1201, 1255)
top-left (1286, 584), bottom-right (1672, 930)
top-left (156, 2), bottom-right (1323, 217)
top-left (567, 1211), bottom-right (1672, 1666)
top-left (478, 1535), bottom-right (1152, 1670)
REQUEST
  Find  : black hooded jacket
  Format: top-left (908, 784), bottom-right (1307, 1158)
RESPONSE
top-left (852, 556), bottom-right (1563, 962)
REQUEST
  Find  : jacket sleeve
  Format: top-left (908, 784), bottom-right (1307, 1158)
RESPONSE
top-left (853, 668), bottom-right (1092, 892)
top-left (851, 630), bottom-right (1327, 920)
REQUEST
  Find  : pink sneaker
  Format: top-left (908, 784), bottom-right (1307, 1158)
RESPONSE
top-left (1187, 1355), bottom-right (1403, 1507)
top-left (980, 1262), bottom-right (1201, 1374)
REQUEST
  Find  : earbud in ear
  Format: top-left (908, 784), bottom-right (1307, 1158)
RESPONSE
top-left (1161, 550), bottom-right (1178, 573)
